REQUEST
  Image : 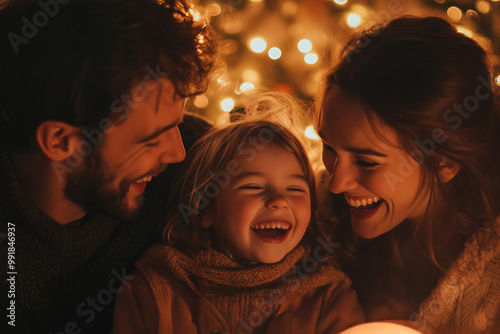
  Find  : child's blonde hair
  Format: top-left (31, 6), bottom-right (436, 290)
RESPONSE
top-left (164, 92), bottom-right (317, 257)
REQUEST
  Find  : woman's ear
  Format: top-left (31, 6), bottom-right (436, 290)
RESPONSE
top-left (36, 121), bottom-right (82, 161)
top-left (438, 157), bottom-right (462, 183)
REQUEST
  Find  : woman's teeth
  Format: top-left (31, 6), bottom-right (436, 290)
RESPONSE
top-left (346, 196), bottom-right (381, 208)
top-left (134, 175), bottom-right (153, 184)
top-left (251, 223), bottom-right (291, 230)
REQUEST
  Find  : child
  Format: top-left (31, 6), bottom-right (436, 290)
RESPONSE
top-left (113, 96), bottom-right (365, 333)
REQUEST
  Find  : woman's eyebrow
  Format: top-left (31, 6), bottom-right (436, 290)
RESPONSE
top-left (345, 147), bottom-right (387, 157)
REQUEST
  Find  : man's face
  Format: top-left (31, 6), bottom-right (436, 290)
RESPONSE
top-left (65, 79), bottom-right (186, 219)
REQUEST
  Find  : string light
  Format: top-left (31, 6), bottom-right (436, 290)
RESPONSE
top-left (304, 53), bottom-right (318, 65)
top-left (268, 47), bottom-right (282, 60)
top-left (305, 126), bottom-right (320, 140)
top-left (334, 0), bottom-right (348, 5)
top-left (249, 38), bottom-right (267, 53)
top-left (298, 39), bottom-right (313, 53)
top-left (220, 98), bottom-right (235, 112)
top-left (347, 13), bottom-right (361, 28)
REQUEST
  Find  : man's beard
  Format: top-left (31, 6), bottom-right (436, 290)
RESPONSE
top-left (64, 149), bottom-right (144, 220)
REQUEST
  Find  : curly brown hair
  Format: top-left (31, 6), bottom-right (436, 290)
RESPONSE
top-left (0, 0), bottom-right (219, 151)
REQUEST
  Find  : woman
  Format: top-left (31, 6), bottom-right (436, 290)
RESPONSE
top-left (316, 16), bottom-right (500, 333)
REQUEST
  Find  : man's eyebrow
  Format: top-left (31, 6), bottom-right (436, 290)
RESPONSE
top-left (136, 117), bottom-right (183, 144)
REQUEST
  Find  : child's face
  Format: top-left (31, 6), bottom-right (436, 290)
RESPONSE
top-left (205, 144), bottom-right (311, 264)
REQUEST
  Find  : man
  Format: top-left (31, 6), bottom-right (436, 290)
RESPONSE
top-left (0, 0), bottom-right (217, 332)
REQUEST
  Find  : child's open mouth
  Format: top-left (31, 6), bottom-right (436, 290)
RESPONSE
top-left (251, 222), bottom-right (291, 243)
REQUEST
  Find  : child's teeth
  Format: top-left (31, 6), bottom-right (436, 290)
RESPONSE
top-left (373, 197), bottom-right (378, 203)
top-left (251, 223), bottom-right (291, 230)
top-left (361, 199), bottom-right (367, 206)
top-left (349, 199), bottom-right (356, 207)
top-left (355, 200), bottom-right (361, 207)
top-left (367, 198), bottom-right (373, 205)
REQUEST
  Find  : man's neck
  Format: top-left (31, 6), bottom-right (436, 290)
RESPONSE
top-left (9, 151), bottom-right (87, 224)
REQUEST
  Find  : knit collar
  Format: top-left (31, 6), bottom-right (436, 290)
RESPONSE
top-left (0, 151), bottom-right (120, 258)
top-left (139, 243), bottom-right (345, 298)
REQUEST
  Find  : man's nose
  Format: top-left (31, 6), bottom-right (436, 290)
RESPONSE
top-left (158, 127), bottom-right (186, 164)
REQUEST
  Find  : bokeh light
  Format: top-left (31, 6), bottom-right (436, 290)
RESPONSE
top-left (475, 0), bottom-right (490, 14)
top-left (447, 6), bottom-right (462, 22)
top-left (268, 47), bottom-right (282, 60)
top-left (304, 53), bottom-right (318, 64)
top-left (249, 38), bottom-right (267, 53)
top-left (347, 13), bottom-right (361, 28)
top-left (194, 94), bottom-right (209, 108)
top-left (298, 39), bottom-right (313, 53)
top-left (220, 98), bottom-right (235, 112)
top-left (206, 3), bottom-right (222, 17)
top-left (239, 82), bottom-right (256, 92)
top-left (305, 126), bottom-right (320, 140)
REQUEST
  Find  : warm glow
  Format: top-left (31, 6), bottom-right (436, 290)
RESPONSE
top-left (475, 0), bottom-right (490, 13)
top-left (434, 0), bottom-right (445, 3)
top-left (268, 47), bottom-right (282, 60)
top-left (339, 322), bottom-right (423, 334)
top-left (206, 3), bottom-right (222, 17)
top-left (495, 75), bottom-right (500, 86)
top-left (189, 8), bottom-right (201, 21)
top-left (239, 82), bottom-right (256, 92)
top-left (457, 26), bottom-right (474, 38)
top-left (304, 53), bottom-right (318, 64)
top-left (334, 0), bottom-right (348, 5)
top-left (220, 98), bottom-right (235, 112)
top-left (305, 126), bottom-right (320, 140)
top-left (242, 69), bottom-right (260, 83)
top-left (298, 39), bottom-right (313, 53)
top-left (447, 6), bottom-right (462, 22)
top-left (249, 38), bottom-right (267, 53)
top-left (194, 94), bottom-right (209, 108)
top-left (347, 13), bottom-right (361, 28)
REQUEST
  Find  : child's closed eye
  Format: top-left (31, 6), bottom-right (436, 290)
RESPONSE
top-left (287, 187), bottom-right (307, 193)
top-left (238, 184), bottom-right (263, 190)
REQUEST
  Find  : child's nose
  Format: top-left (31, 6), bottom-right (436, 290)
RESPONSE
top-left (265, 194), bottom-right (289, 210)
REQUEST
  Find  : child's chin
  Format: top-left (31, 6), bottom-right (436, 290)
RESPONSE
top-left (258, 254), bottom-right (286, 264)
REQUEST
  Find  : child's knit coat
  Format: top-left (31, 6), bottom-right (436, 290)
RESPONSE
top-left (113, 244), bottom-right (365, 333)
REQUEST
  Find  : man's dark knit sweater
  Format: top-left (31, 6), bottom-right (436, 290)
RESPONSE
top-left (0, 113), bottom-right (211, 333)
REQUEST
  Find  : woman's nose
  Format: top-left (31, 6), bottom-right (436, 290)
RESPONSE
top-left (328, 159), bottom-right (358, 194)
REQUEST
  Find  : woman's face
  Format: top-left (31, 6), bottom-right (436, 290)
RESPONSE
top-left (318, 86), bottom-right (431, 239)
